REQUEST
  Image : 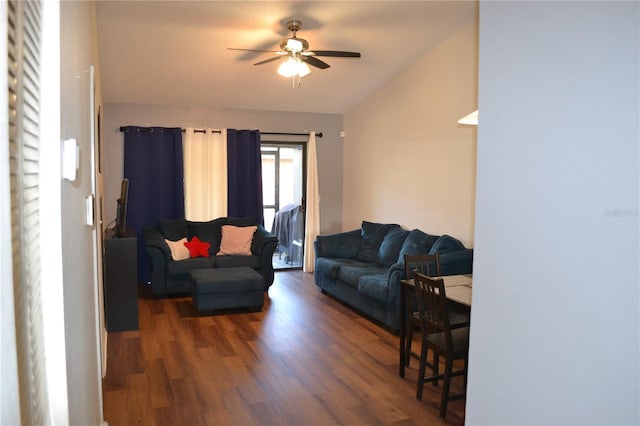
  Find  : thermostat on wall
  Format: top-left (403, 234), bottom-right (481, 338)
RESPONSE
top-left (62, 138), bottom-right (79, 181)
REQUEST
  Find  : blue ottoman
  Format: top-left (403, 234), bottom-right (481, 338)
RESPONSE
top-left (190, 267), bottom-right (265, 313)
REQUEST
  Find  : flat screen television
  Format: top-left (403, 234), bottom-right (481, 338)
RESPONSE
top-left (114, 178), bottom-right (130, 237)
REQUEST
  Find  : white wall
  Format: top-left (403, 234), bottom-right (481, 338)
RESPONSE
top-left (343, 18), bottom-right (478, 246)
top-left (467, 2), bottom-right (639, 424)
top-left (60, 2), bottom-right (104, 424)
top-left (101, 103), bottom-right (345, 234)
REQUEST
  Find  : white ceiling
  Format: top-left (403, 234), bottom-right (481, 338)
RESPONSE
top-left (96, 1), bottom-right (477, 114)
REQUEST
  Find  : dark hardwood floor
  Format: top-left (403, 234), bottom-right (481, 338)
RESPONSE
top-left (102, 271), bottom-right (466, 425)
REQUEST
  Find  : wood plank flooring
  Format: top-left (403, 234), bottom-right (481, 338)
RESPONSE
top-left (102, 271), bottom-right (466, 425)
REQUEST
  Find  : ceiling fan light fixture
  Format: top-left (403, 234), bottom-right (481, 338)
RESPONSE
top-left (229, 19), bottom-right (360, 85)
top-left (277, 57), bottom-right (310, 78)
top-left (297, 61), bottom-right (311, 77)
top-left (285, 38), bottom-right (303, 52)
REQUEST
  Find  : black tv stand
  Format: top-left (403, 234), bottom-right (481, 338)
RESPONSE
top-left (103, 229), bottom-right (139, 332)
top-left (113, 227), bottom-right (135, 238)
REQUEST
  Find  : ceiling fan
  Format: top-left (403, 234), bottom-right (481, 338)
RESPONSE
top-left (228, 20), bottom-right (361, 78)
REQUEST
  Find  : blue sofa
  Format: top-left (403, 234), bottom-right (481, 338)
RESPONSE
top-left (143, 216), bottom-right (278, 297)
top-left (314, 221), bottom-right (473, 332)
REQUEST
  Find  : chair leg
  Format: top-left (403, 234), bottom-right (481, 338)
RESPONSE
top-left (405, 324), bottom-right (413, 367)
top-left (439, 357), bottom-right (454, 419)
top-left (433, 353), bottom-right (439, 387)
top-left (416, 340), bottom-right (428, 400)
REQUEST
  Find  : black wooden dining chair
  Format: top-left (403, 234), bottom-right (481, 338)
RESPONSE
top-left (403, 254), bottom-right (468, 369)
top-left (414, 272), bottom-right (469, 418)
top-left (403, 254), bottom-right (441, 367)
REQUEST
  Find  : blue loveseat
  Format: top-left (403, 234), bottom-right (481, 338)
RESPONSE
top-left (314, 221), bottom-right (473, 332)
top-left (143, 216), bottom-right (278, 297)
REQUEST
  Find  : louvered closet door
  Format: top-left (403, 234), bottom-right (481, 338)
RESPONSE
top-left (7, 0), bottom-right (49, 424)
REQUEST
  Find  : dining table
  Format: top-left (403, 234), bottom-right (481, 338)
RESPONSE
top-left (398, 274), bottom-right (472, 377)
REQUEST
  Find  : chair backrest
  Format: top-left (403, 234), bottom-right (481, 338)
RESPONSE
top-left (414, 272), bottom-right (452, 342)
top-left (404, 253), bottom-right (441, 280)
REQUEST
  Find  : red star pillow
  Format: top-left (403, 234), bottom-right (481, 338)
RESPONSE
top-left (184, 236), bottom-right (210, 258)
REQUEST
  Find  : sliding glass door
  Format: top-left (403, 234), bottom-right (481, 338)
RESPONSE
top-left (261, 143), bottom-right (306, 270)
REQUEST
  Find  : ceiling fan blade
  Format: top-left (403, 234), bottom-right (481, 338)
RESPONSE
top-left (302, 55), bottom-right (330, 69)
top-left (254, 56), bottom-right (285, 66)
top-left (308, 50), bottom-right (361, 58)
top-left (228, 47), bottom-right (281, 54)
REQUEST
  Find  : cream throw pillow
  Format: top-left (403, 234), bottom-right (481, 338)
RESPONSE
top-left (165, 237), bottom-right (190, 261)
top-left (217, 225), bottom-right (257, 256)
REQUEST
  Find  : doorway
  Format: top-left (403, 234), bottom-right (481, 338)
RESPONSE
top-left (261, 143), bottom-right (306, 270)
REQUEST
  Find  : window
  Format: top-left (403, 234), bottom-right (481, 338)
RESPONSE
top-left (261, 143), bottom-right (305, 269)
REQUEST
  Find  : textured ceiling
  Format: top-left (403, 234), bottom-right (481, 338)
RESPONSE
top-left (96, 1), bottom-right (477, 114)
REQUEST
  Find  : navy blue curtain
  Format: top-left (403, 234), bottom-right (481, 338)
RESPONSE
top-left (123, 126), bottom-right (184, 283)
top-left (227, 129), bottom-right (264, 225)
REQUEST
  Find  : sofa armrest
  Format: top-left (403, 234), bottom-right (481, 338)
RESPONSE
top-left (143, 227), bottom-right (172, 296)
top-left (439, 248), bottom-right (474, 276)
top-left (314, 229), bottom-right (361, 259)
top-left (143, 227), bottom-right (172, 261)
top-left (386, 266), bottom-right (407, 332)
top-left (251, 225), bottom-right (278, 289)
top-left (251, 225), bottom-right (278, 255)
top-left (388, 261), bottom-right (406, 279)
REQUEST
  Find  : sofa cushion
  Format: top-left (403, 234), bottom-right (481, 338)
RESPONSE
top-left (187, 217), bottom-right (226, 255)
top-left (191, 267), bottom-right (263, 294)
top-left (214, 254), bottom-right (260, 269)
top-left (397, 229), bottom-right (439, 262)
top-left (166, 257), bottom-right (215, 277)
top-left (185, 236), bottom-right (211, 258)
top-left (165, 237), bottom-right (189, 261)
top-left (316, 257), bottom-right (365, 280)
top-left (357, 221), bottom-right (398, 262)
top-left (315, 230), bottom-right (361, 259)
top-left (429, 234), bottom-right (465, 254)
top-left (217, 225), bottom-right (257, 256)
top-left (316, 258), bottom-right (342, 279)
top-left (337, 264), bottom-right (388, 289)
top-left (159, 218), bottom-right (187, 241)
top-left (377, 228), bottom-right (409, 267)
top-left (224, 215), bottom-right (257, 227)
top-left (358, 274), bottom-right (389, 304)
top-left (186, 216), bottom-right (257, 256)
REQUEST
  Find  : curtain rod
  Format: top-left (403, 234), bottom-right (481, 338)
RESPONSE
top-left (182, 129), bottom-right (221, 134)
top-left (119, 126), bottom-right (221, 134)
top-left (119, 126), bottom-right (322, 138)
top-left (261, 131), bottom-right (323, 138)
